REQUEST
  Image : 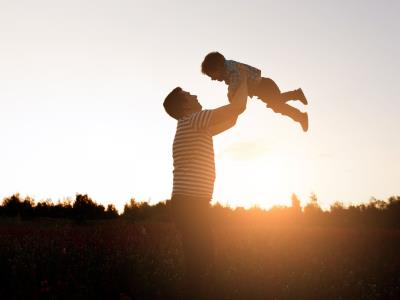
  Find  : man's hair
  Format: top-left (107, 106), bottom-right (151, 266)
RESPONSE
top-left (201, 51), bottom-right (225, 75)
top-left (163, 87), bottom-right (186, 120)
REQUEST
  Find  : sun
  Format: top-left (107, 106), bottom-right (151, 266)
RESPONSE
top-left (213, 151), bottom-right (313, 209)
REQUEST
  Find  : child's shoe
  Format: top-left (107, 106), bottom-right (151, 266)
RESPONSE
top-left (300, 112), bottom-right (308, 132)
top-left (296, 88), bottom-right (308, 105)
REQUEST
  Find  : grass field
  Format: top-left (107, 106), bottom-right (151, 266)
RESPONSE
top-left (1, 219), bottom-right (400, 299)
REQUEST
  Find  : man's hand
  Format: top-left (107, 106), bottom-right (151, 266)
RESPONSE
top-left (208, 80), bottom-right (248, 130)
top-left (231, 79), bottom-right (248, 114)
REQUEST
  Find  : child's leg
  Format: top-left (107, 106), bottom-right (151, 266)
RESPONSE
top-left (281, 88), bottom-right (308, 105)
top-left (253, 78), bottom-right (308, 131)
top-left (267, 101), bottom-right (302, 121)
top-left (253, 77), bottom-right (282, 102)
top-left (267, 101), bottom-right (308, 131)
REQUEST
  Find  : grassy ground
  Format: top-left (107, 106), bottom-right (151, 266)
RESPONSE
top-left (1, 218), bottom-right (400, 299)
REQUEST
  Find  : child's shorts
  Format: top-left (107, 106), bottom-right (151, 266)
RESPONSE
top-left (252, 77), bottom-right (282, 105)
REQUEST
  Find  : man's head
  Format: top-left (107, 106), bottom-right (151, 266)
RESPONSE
top-left (163, 87), bottom-right (202, 120)
top-left (201, 51), bottom-right (226, 81)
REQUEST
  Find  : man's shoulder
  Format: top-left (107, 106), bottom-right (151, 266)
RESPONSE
top-left (186, 109), bottom-right (214, 117)
top-left (177, 110), bottom-right (214, 131)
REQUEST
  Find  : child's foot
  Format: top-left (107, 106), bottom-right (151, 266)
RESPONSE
top-left (296, 88), bottom-right (308, 105)
top-left (300, 112), bottom-right (309, 132)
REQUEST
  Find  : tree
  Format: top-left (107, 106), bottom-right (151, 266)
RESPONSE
top-left (387, 196), bottom-right (400, 227)
top-left (20, 196), bottom-right (35, 219)
top-left (304, 193), bottom-right (322, 214)
top-left (105, 204), bottom-right (119, 219)
top-left (2, 193), bottom-right (22, 217)
top-left (72, 194), bottom-right (101, 221)
top-left (330, 201), bottom-right (345, 213)
top-left (291, 193), bottom-right (302, 213)
top-left (303, 193), bottom-right (323, 225)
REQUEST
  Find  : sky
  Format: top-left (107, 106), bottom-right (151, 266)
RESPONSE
top-left (1, 0), bottom-right (399, 212)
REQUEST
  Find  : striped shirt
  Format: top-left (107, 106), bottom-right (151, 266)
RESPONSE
top-left (172, 109), bottom-right (215, 199)
top-left (224, 60), bottom-right (262, 100)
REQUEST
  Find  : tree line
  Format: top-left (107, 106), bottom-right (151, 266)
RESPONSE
top-left (0, 194), bottom-right (119, 222)
top-left (1, 193), bottom-right (400, 227)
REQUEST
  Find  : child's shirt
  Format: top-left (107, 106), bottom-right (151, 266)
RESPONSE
top-left (224, 60), bottom-right (261, 101)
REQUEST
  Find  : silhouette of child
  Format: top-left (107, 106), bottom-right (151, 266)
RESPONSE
top-left (201, 51), bottom-right (309, 131)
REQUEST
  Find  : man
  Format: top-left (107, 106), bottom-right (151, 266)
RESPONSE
top-left (163, 81), bottom-right (248, 299)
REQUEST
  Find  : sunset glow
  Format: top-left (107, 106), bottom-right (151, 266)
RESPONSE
top-left (1, 0), bottom-right (399, 212)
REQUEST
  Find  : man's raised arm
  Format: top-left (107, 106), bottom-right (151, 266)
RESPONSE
top-left (208, 80), bottom-right (248, 135)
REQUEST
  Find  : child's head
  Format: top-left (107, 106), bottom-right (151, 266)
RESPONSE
top-left (201, 51), bottom-right (226, 81)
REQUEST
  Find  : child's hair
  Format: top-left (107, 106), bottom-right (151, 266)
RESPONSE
top-left (163, 87), bottom-right (186, 120)
top-left (201, 51), bottom-right (225, 75)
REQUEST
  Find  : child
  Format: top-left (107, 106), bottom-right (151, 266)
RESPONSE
top-left (201, 51), bottom-right (309, 131)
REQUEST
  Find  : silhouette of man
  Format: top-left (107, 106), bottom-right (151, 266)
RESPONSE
top-left (163, 81), bottom-right (248, 299)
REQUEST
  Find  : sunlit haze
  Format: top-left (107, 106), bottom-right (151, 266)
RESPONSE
top-left (1, 0), bottom-right (399, 212)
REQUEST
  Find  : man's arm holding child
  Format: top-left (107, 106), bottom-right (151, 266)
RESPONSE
top-left (208, 80), bottom-right (248, 136)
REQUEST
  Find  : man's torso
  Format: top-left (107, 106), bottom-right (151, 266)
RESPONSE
top-left (172, 110), bottom-right (215, 199)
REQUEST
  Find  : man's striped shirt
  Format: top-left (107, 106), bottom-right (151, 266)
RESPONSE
top-left (172, 109), bottom-right (215, 199)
